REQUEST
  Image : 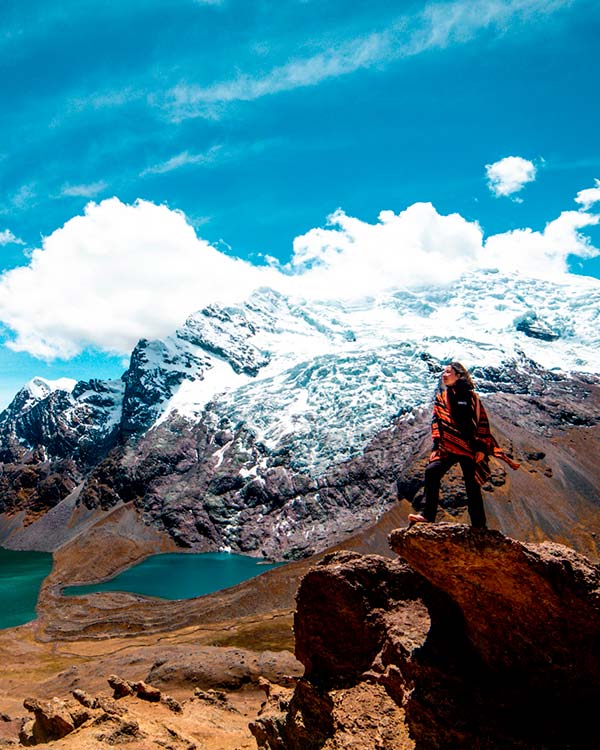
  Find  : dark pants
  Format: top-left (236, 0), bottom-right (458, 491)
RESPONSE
top-left (421, 456), bottom-right (487, 528)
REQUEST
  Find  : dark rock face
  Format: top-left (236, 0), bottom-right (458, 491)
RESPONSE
top-left (9, 358), bottom-right (599, 560)
top-left (0, 455), bottom-right (78, 516)
top-left (252, 528), bottom-right (600, 749)
top-left (515, 312), bottom-right (560, 341)
top-left (120, 338), bottom-right (212, 437)
top-left (76, 411), bottom-right (429, 558)
top-left (0, 379), bottom-right (123, 466)
top-left (94, 363), bottom-right (600, 558)
top-left (0, 377), bottom-right (124, 519)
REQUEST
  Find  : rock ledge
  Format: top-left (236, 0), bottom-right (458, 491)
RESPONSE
top-left (251, 525), bottom-right (600, 750)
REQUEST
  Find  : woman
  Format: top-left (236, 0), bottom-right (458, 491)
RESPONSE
top-left (408, 362), bottom-right (519, 528)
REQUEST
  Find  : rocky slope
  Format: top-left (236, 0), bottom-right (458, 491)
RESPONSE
top-left (4, 522), bottom-right (598, 749)
top-left (2, 272), bottom-right (600, 561)
top-left (0, 606), bottom-right (302, 750)
top-left (252, 524), bottom-right (600, 749)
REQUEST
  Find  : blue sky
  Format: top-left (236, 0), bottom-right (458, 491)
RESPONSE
top-left (0, 0), bottom-right (599, 407)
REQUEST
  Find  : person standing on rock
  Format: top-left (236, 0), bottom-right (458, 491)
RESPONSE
top-left (408, 362), bottom-right (519, 529)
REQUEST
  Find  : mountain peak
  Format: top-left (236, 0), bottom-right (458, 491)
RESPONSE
top-left (25, 376), bottom-right (77, 401)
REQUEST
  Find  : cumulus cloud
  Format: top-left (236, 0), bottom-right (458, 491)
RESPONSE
top-left (486, 156), bottom-right (537, 198)
top-left (0, 229), bottom-right (25, 246)
top-left (0, 192), bottom-right (597, 360)
top-left (0, 198), bottom-right (278, 359)
top-left (575, 178), bottom-right (600, 210)
top-left (288, 204), bottom-right (484, 297)
top-left (287, 202), bottom-right (598, 297)
top-left (482, 211), bottom-right (599, 277)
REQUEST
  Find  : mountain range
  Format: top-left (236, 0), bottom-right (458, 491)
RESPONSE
top-left (1, 270), bottom-right (600, 561)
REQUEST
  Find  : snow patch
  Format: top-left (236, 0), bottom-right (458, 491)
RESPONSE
top-left (26, 376), bottom-right (77, 400)
top-left (154, 357), bottom-right (251, 426)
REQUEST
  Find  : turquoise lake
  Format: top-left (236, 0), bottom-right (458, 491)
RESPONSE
top-left (0, 547), bottom-right (53, 629)
top-left (63, 552), bottom-right (282, 600)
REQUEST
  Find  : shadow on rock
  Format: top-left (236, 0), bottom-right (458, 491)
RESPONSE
top-left (251, 524), bottom-right (600, 750)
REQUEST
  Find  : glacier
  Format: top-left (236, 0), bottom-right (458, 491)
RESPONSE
top-left (3, 269), bottom-right (600, 477)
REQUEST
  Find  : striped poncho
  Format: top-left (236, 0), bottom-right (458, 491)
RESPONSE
top-left (430, 386), bottom-right (520, 486)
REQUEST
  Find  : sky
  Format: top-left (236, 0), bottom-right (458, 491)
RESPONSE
top-left (1, 0), bottom-right (599, 408)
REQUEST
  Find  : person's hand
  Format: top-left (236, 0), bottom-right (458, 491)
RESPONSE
top-left (475, 451), bottom-right (485, 463)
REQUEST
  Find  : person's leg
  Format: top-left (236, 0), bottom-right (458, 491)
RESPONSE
top-left (459, 457), bottom-right (487, 528)
top-left (420, 458), bottom-right (453, 522)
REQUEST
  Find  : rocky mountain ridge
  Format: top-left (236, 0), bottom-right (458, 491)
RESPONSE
top-left (2, 272), bottom-right (600, 560)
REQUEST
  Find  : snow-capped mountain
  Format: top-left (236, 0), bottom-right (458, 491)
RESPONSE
top-left (0, 376), bottom-right (123, 465)
top-left (124, 270), bottom-right (600, 453)
top-left (2, 270), bottom-right (600, 558)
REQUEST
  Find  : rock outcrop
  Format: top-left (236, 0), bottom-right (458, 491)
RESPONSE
top-left (19, 677), bottom-right (181, 746)
top-left (20, 690), bottom-right (122, 746)
top-left (251, 525), bottom-right (600, 749)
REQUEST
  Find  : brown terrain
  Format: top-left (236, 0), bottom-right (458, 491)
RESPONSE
top-left (1, 375), bottom-right (600, 748)
top-left (2, 518), bottom-right (598, 748)
top-left (0, 502), bottom-right (412, 749)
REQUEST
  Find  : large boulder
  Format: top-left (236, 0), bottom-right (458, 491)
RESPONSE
top-left (21, 696), bottom-right (89, 745)
top-left (251, 526), bottom-right (600, 749)
top-left (389, 524), bottom-right (600, 692)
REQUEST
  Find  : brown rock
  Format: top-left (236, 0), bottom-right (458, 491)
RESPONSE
top-left (19, 718), bottom-right (35, 746)
top-left (94, 693), bottom-right (126, 716)
top-left (162, 694), bottom-right (183, 713)
top-left (250, 680), bottom-right (331, 750)
top-left (192, 688), bottom-right (239, 713)
top-left (22, 697), bottom-right (76, 743)
top-left (294, 550), bottom-right (427, 689)
top-left (107, 674), bottom-right (135, 698)
top-left (146, 646), bottom-right (302, 690)
top-left (254, 530), bottom-right (600, 749)
top-left (132, 679), bottom-right (161, 702)
top-left (257, 676), bottom-right (272, 698)
top-left (71, 688), bottom-right (96, 708)
top-left (95, 717), bottom-right (144, 745)
top-left (389, 524), bottom-right (600, 687)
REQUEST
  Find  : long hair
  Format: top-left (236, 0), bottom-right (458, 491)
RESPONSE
top-left (438, 361), bottom-right (475, 392)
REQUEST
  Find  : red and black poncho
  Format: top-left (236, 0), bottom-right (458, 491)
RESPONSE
top-left (430, 386), bottom-right (520, 486)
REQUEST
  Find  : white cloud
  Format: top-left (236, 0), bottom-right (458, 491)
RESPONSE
top-left (0, 190), bottom-right (597, 360)
top-left (287, 204), bottom-right (484, 297)
top-left (166, 0), bottom-right (571, 119)
top-left (0, 198), bottom-right (278, 359)
top-left (482, 210), bottom-right (599, 277)
top-left (486, 156), bottom-right (537, 198)
top-left (10, 183), bottom-right (37, 211)
top-left (575, 178), bottom-right (600, 210)
top-left (141, 147), bottom-right (222, 176)
top-left (0, 229), bottom-right (25, 246)
top-left (60, 181), bottom-right (108, 198)
top-left (168, 32), bottom-right (391, 118)
top-left (286, 200), bottom-right (598, 298)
